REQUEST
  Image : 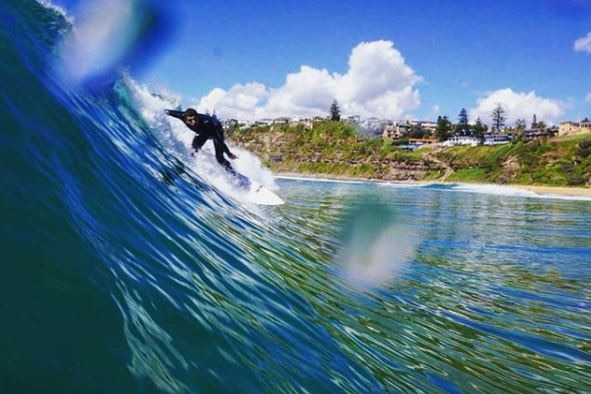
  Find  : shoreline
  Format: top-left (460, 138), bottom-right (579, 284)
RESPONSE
top-left (275, 172), bottom-right (591, 198)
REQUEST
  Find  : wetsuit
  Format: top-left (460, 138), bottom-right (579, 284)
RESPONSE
top-left (165, 110), bottom-right (236, 175)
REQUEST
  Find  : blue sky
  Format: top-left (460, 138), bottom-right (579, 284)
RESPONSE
top-left (55, 0), bottom-right (591, 124)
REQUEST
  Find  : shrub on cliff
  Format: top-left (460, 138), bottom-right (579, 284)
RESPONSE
top-left (577, 138), bottom-right (591, 158)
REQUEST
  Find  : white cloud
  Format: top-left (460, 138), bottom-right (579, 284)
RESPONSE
top-left (195, 40), bottom-right (422, 121)
top-left (574, 32), bottom-right (591, 54)
top-left (198, 83), bottom-right (270, 120)
top-left (469, 88), bottom-right (566, 126)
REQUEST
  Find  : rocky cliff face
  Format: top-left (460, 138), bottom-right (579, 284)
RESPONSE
top-left (228, 127), bottom-right (441, 181)
top-left (229, 125), bottom-right (591, 186)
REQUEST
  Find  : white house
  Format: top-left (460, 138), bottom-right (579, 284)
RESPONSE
top-left (443, 136), bottom-right (479, 147)
top-left (483, 134), bottom-right (512, 145)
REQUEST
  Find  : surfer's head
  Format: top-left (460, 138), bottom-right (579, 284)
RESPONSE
top-left (183, 108), bottom-right (198, 126)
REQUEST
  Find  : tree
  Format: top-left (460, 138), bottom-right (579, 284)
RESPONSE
top-left (457, 108), bottom-right (470, 135)
top-left (435, 115), bottom-right (452, 141)
top-left (409, 124), bottom-right (426, 139)
top-left (515, 118), bottom-right (527, 137)
top-left (473, 117), bottom-right (487, 141)
top-left (491, 103), bottom-right (506, 132)
top-left (329, 100), bottom-right (341, 121)
top-left (531, 114), bottom-right (538, 129)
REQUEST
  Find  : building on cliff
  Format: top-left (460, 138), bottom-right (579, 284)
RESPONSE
top-left (443, 136), bottom-right (479, 147)
top-left (559, 121), bottom-right (591, 136)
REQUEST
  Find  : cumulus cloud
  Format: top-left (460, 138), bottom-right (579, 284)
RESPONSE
top-left (195, 40), bottom-right (421, 121)
top-left (469, 88), bottom-right (566, 126)
top-left (574, 32), bottom-right (591, 53)
top-left (198, 83), bottom-right (271, 120)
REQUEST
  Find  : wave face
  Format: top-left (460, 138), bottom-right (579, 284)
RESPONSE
top-left (2, 2), bottom-right (591, 393)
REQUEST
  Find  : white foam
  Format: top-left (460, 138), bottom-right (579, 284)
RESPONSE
top-left (278, 176), bottom-right (591, 202)
top-left (275, 175), bottom-right (367, 185)
top-left (440, 183), bottom-right (591, 202)
top-left (36, 0), bottom-right (74, 24)
top-left (450, 183), bottom-right (539, 197)
top-left (123, 76), bottom-right (280, 202)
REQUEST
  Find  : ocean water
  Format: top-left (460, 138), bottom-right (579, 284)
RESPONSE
top-left (1, 1), bottom-right (591, 393)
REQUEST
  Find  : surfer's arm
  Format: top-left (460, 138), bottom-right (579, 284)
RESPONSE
top-left (165, 109), bottom-right (185, 119)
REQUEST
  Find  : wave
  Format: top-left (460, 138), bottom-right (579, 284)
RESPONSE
top-left (2, 2), bottom-right (590, 393)
top-left (0, 2), bottom-right (306, 392)
top-left (420, 182), bottom-right (591, 201)
top-left (282, 174), bottom-right (591, 201)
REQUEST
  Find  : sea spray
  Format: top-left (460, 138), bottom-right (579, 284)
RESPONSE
top-left (121, 76), bottom-right (280, 202)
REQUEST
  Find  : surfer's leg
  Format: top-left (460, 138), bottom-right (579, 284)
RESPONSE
top-left (191, 135), bottom-right (208, 155)
top-left (214, 140), bottom-right (236, 176)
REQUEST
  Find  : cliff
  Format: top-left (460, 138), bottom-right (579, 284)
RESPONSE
top-left (227, 121), bottom-right (591, 187)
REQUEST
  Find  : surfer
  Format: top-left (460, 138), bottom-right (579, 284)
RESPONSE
top-left (165, 108), bottom-right (238, 175)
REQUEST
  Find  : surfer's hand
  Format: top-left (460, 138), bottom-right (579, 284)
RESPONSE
top-left (228, 152), bottom-right (238, 160)
top-left (165, 109), bottom-right (171, 116)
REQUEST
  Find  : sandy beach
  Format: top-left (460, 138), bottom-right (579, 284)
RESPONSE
top-left (519, 185), bottom-right (591, 197)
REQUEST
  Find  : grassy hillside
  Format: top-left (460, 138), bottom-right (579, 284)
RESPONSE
top-left (229, 122), bottom-right (434, 180)
top-left (434, 134), bottom-right (591, 186)
top-left (228, 121), bottom-right (591, 187)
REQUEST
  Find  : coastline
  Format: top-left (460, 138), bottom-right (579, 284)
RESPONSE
top-left (275, 172), bottom-right (591, 198)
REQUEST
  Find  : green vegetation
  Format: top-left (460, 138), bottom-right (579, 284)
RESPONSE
top-left (329, 100), bottom-right (341, 121)
top-left (228, 121), bottom-right (591, 187)
top-left (434, 134), bottom-right (591, 186)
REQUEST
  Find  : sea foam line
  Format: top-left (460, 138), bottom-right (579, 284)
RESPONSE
top-left (277, 175), bottom-right (591, 202)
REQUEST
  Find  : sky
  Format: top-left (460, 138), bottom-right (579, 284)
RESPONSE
top-left (54, 0), bottom-right (591, 125)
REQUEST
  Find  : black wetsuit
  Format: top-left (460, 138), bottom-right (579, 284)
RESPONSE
top-left (166, 110), bottom-right (236, 175)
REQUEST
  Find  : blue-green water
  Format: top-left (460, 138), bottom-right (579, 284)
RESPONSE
top-left (1, 1), bottom-right (591, 392)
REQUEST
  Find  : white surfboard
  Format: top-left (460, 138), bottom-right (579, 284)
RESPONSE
top-left (243, 181), bottom-right (285, 205)
top-left (234, 173), bottom-right (284, 205)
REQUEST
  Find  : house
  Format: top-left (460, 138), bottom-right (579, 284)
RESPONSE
top-left (525, 128), bottom-right (556, 139)
top-left (408, 138), bottom-right (438, 147)
top-left (287, 118), bottom-right (312, 129)
top-left (222, 119), bottom-right (238, 129)
top-left (296, 118), bottom-right (313, 129)
top-left (253, 119), bottom-right (273, 126)
top-left (272, 117), bottom-right (290, 125)
top-left (393, 122), bottom-right (412, 138)
top-left (558, 121), bottom-right (591, 136)
top-left (408, 120), bottom-right (437, 134)
top-left (382, 124), bottom-right (398, 139)
top-left (443, 136), bottom-right (479, 147)
top-left (483, 134), bottom-right (512, 145)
